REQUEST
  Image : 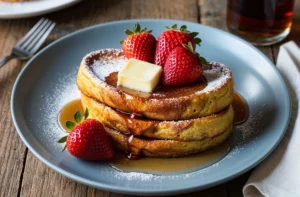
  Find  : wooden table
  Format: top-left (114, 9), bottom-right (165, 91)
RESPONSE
top-left (0, 0), bottom-right (299, 196)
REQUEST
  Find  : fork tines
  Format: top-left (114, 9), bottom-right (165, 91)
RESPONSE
top-left (16, 18), bottom-right (56, 53)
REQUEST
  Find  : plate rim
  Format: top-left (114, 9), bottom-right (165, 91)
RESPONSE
top-left (0, 0), bottom-right (82, 19)
top-left (10, 19), bottom-right (291, 195)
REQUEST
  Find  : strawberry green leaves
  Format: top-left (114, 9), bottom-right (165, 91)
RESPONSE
top-left (124, 23), bottom-right (152, 36)
top-left (180, 25), bottom-right (187, 32)
top-left (182, 42), bottom-right (195, 52)
top-left (58, 135), bottom-right (68, 143)
top-left (183, 42), bottom-right (209, 67)
top-left (66, 121), bottom-right (76, 131)
top-left (200, 57), bottom-right (209, 67)
top-left (84, 107), bottom-right (89, 120)
top-left (189, 32), bottom-right (199, 37)
top-left (74, 111), bottom-right (83, 123)
top-left (165, 24), bottom-right (202, 46)
top-left (58, 107), bottom-right (90, 151)
top-left (194, 38), bottom-right (202, 46)
top-left (121, 23), bottom-right (153, 45)
top-left (65, 107), bottom-right (89, 131)
top-left (58, 135), bottom-right (68, 152)
top-left (124, 29), bottom-right (134, 35)
top-left (165, 24), bottom-right (178, 30)
top-left (166, 24), bottom-right (182, 31)
top-left (189, 31), bottom-right (202, 45)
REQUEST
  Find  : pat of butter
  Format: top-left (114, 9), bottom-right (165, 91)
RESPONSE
top-left (117, 58), bottom-right (162, 93)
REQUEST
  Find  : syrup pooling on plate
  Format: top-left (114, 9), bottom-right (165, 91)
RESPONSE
top-left (109, 141), bottom-right (230, 174)
top-left (58, 99), bottom-right (83, 131)
top-left (232, 92), bottom-right (248, 124)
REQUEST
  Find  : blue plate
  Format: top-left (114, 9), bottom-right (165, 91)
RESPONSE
top-left (11, 19), bottom-right (290, 195)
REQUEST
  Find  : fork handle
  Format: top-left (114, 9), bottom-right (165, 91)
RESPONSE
top-left (0, 55), bottom-right (14, 68)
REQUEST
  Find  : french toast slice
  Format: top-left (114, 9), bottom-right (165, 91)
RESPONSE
top-left (104, 124), bottom-right (232, 157)
top-left (81, 92), bottom-right (234, 141)
top-left (77, 49), bottom-right (234, 120)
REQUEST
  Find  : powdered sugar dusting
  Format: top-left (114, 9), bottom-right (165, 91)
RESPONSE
top-left (234, 110), bottom-right (263, 144)
top-left (202, 62), bottom-right (230, 93)
top-left (85, 50), bottom-right (230, 96)
top-left (92, 58), bottom-right (127, 80)
top-left (107, 157), bottom-right (223, 181)
top-left (84, 49), bottom-right (127, 80)
top-left (37, 70), bottom-right (80, 151)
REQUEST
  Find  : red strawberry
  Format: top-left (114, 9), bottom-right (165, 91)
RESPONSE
top-left (154, 24), bottom-right (202, 66)
top-left (163, 42), bottom-right (208, 86)
top-left (58, 108), bottom-right (114, 161)
top-left (121, 23), bottom-right (156, 63)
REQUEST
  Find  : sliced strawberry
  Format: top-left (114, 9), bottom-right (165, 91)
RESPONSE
top-left (121, 23), bottom-right (156, 63)
top-left (58, 108), bottom-right (114, 161)
top-left (163, 42), bottom-right (208, 86)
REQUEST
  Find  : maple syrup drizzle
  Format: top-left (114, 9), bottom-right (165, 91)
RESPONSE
top-left (58, 99), bottom-right (83, 131)
top-left (105, 72), bottom-right (208, 99)
top-left (232, 92), bottom-right (248, 125)
top-left (109, 141), bottom-right (230, 174)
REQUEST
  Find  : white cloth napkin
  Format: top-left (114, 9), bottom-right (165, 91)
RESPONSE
top-left (243, 41), bottom-right (300, 197)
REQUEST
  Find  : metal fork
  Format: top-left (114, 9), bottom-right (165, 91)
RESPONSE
top-left (0, 18), bottom-right (56, 68)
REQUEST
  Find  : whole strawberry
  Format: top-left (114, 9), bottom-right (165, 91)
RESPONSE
top-left (154, 24), bottom-right (202, 66)
top-left (163, 42), bottom-right (208, 86)
top-left (58, 108), bottom-right (114, 161)
top-left (121, 23), bottom-right (156, 63)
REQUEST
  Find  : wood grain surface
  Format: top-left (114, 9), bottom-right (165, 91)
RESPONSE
top-left (0, 0), bottom-right (299, 196)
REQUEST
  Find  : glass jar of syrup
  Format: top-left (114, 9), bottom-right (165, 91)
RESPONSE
top-left (227, 0), bottom-right (295, 46)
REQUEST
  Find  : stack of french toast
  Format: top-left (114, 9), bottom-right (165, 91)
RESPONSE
top-left (77, 49), bottom-right (234, 158)
top-left (76, 23), bottom-right (235, 158)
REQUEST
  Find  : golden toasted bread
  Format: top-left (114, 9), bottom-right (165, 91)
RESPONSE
top-left (77, 49), bottom-right (234, 121)
top-left (81, 92), bottom-right (234, 141)
top-left (104, 124), bottom-right (232, 157)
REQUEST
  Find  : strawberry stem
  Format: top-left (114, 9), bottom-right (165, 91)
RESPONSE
top-left (133, 23), bottom-right (140, 32)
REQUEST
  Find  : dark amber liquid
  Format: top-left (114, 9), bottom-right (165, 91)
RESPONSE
top-left (227, 0), bottom-right (294, 39)
top-left (110, 141), bottom-right (230, 174)
top-left (232, 92), bottom-right (248, 124)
